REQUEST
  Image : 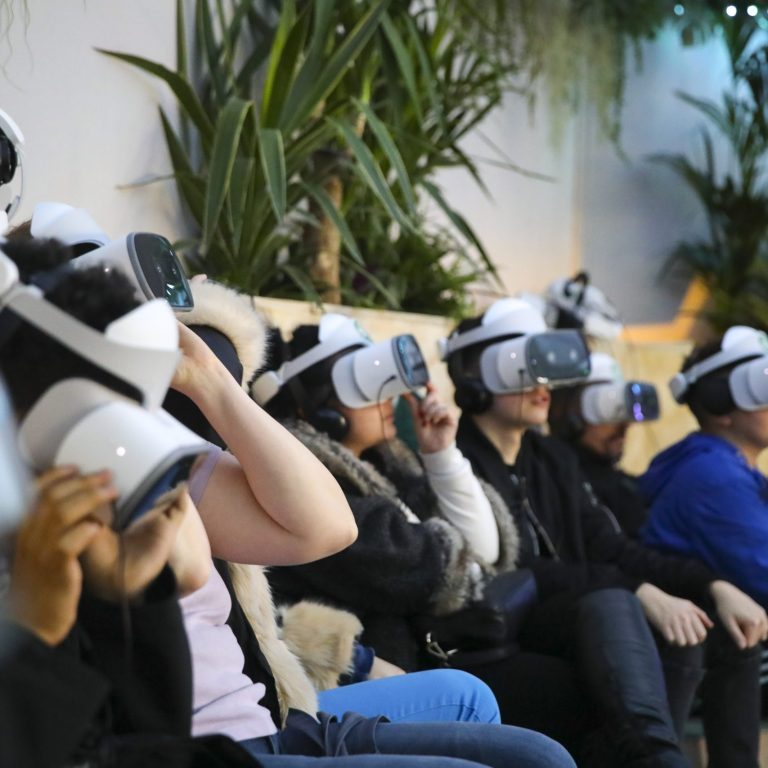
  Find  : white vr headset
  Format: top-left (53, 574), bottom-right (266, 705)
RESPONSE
top-left (31, 203), bottom-right (194, 311)
top-left (0, 375), bottom-right (30, 536)
top-left (580, 353), bottom-right (659, 425)
top-left (669, 325), bottom-right (768, 411)
top-left (253, 313), bottom-right (430, 409)
top-left (440, 298), bottom-right (591, 393)
top-left (0, 108), bottom-right (24, 234)
top-left (20, 379), bottom-right (208, 530)
top-left (544, 274), bottom-right (623, 340)
top-left (0, 250), bottom-right (181, 410)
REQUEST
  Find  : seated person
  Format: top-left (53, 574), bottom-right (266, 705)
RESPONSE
top-left (253, 314), bottom-right (626, 764)
top-left (1, 238), bottom-right (575, 768)
top-left (642, 327), bottom-right (768, 767)
top-left (444, 297), bottom-right (768, 768)
top-left (549, 352), bottom-right (657, 537)
top-left (551, 351), bottom-right (766, 765)
top-left (0, 346), bottom-right (251, 767)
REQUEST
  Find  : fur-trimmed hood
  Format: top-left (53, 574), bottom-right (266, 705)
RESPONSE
top-left (228, 562), bottom-right (364, 723)
top-left (179, 280), bottom-right (269, 387)
top-left (282, 418), bottom-right (520, 574)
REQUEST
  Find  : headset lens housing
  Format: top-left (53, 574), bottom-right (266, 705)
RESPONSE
top-left (131, 233), bottom-right (193, 311)
top-left (394, 334), bottom-right (429, 389)
top-left (626, 382), bottom-right (659, 422)
top-left (527, 330), bottom-right (591, 385)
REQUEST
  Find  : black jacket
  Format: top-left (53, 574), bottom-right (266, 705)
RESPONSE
top-left (268, 420), bottom-right (520, 671)
top-left (571, 443), bottom-right (648, 539)
top-left (0, 568), bottom-right (194, 768)
top-left (457, 416), bottom-right (716, 604)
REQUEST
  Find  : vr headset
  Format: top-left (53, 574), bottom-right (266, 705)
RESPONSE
top-left (0, 249), bottom-right (181, 409)
top-left (20, 379), bottom-right (208, 530)
top-left (580, 354), bottom-right (659, 425)
top-left (441, 298), bottom-right (591, 393)
top-left (252, 313), bottom-right (430, 408)
top-left (31, 202), bottom-right (194, 311)
top-left (669, 325), bottom-right (768, 412)
top-left (544, 272), bottom-right (623, 340)
top-left (0, 108), bottom-right (24, 234)
top-left (0, 376), bottom-right (30, 536)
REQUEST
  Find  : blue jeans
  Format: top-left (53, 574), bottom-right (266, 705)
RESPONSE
top-left (241, 721), bottom-right (575, 768)
top-left (317, 670), bottom-right (501, 724)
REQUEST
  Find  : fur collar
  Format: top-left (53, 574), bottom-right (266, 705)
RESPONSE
top-left (283, 418), bottom-right (520, 571)
top-left (179, 280), bottom-right (269, 387)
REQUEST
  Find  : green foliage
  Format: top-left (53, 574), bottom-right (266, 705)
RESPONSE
top-left (101, 0), bottom-right (504, 314)
top-left (651, 19), bottom-right (768, 332)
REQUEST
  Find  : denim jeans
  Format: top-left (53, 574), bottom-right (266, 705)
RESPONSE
top-left (317, 669), bottom-right (501, 724)
top-left (240, 720), bottom-right (576, 768)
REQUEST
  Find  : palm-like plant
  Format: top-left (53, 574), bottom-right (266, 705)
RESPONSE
top-left (101, 0), bottom-right (506, 313)
top-left (651, 19), bottom-right (768, 332)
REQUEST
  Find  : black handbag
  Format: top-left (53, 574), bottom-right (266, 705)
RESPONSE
top-left (412, 569), bottom-right (538, 667)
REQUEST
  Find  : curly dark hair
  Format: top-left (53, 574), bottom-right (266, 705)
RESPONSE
top-left (262, 324), bottom-right (360, 420)
top-left (1, 238), bottom-right (142, 416)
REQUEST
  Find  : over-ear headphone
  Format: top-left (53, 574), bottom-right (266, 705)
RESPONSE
top-left (284, 352), bottom-right (350, 441)
top-left (447, 347), bottom-right (493, 415)
top-left (687, 375), bottom-right (735, 417)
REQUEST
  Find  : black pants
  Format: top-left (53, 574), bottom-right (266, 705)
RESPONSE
top-left (658, 625), bottom-right (762, 768)
top-left (459, 650), bottom-right (587, 756)
top-left (517, 588), bottom-right (688, 768)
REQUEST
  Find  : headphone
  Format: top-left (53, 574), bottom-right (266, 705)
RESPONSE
top-left (685, 374), bottom-right (736, 417)
top-left (447, 345), bottom-right (493, 415)
top-left (280, 339), bottom-right (350, 441)
top-left (291, 378), bottom-right (349, 441)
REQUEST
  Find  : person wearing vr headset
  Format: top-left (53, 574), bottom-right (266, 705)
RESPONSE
top-left (0, 235), bottom-right (575, 768)
top-left (0, 249), bottom-right (267, 767)
top-left (255, 315), bottom-right (591, 759)
top-left (640, 327), bottom-right (768, 768)
top-left (549, 353), bottom-right (768, 765)
top-left (444, 297), bottom-right (768, 768)
top-left (548, 352), bottom-right (660, 538)
top-left (165, 279), bottom-right (513, 730)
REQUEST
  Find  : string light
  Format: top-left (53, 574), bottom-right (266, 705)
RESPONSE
top-left (747, 4), bottom-right (759, 15)
top-left (726, 5), bottom-right (738, 16)
top-left (674, 3), bottom-right (685, 15)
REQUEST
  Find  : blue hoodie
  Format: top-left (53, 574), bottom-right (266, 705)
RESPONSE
top-left (640, 432), bottom-right (768, 608)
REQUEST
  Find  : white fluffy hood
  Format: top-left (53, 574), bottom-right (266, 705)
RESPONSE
top-left (179, 280), bottom-right (268, 387)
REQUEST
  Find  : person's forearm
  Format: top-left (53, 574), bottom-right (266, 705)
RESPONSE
top-left (188, 366), bottom-right (357, 560)
top-left (421, 443), bottom-right (500, 564)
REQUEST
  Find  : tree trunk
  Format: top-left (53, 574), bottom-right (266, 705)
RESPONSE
top-left (309, 174), bottom-right (343, 304)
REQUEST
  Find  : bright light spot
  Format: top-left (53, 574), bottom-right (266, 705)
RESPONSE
top-left (674, 3), bottom-right (685, 15)
top-left (726, 5), bottom-right (737, 16)
top-left (116, 446), bottom-right (126, 457)
top-left (373, 359), bottom-right (381, 366)
top-left (748, 4), bottom-right (758, 15)
top-left (509, 352), bottom-right (517, 359)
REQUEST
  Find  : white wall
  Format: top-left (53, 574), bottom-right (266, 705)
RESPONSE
top-left (2, 0), bottom-right (184, 240)
top-left (2, 6), bottom-right (735, 325)
top-left (437, 27), bottom-right (733, 324)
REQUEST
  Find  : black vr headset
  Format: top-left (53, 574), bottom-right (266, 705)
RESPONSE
top-left (441, 298), bottom-right (591, 414)
top-left (30, 202), bottom-right (194, 312)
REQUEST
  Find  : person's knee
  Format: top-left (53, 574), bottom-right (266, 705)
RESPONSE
top-left (422, 669), bottom-right (501, 723)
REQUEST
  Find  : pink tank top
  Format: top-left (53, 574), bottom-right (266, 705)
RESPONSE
top-left (181, 446), bottom-right (278, 741)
